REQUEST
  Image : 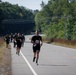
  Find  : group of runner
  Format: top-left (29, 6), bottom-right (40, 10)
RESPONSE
top-left (13, 33), bottom-right (25, 55)
top-left (5, 30), bottom-right (43, 65)
top-left (5, 33), bottom-right (25, 55)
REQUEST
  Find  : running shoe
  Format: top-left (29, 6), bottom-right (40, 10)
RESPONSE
top-left (16, 52), bottom-right (17, 54)
top-left (33, 57), bottom-right (35, 62)
top-left (36, 60), bottom-right (38, 65)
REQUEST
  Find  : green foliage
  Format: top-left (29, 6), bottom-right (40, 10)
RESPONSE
top-left (72, 24), bottom-right (76, 40)
top-left (0, 2), bottom-right (34, 19)
top-left (0, 2), bottom-right (35, 35)
top-left (35, 0), bottom-right (76, 40)
top-left (0, 7), bottom-right (4, 34)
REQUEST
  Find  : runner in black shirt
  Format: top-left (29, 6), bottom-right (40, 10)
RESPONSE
top-left (21, 34), bottom-right (25, 47)
top-left (16, 33), bottom-right (22, 55)
top-left (5, 34), bottom-right (10, 48)
top-left (31, 30), bottom-right (43, 65)
top-left (13, 33), bottom-right (17, 48)
top-left (10, 33), bottom-right (13, 42)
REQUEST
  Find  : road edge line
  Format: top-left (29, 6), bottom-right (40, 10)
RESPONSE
top-left (20, 51), bottom-right (37, 75)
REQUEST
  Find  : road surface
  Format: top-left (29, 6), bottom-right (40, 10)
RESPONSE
top-left (11, 35), bottom-right (76, 75)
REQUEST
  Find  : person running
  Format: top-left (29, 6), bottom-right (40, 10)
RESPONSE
top-left (31, 30), bottom-right (43, 65)
top-left (13, 33), bottom-right (17, 48)
top-left (10, 33), bottom-right (13, 42)
top-left (16, 33), bottom-right (22, 55)
top-left (21, 34), bottom-right (25, 47)
top-left (5, 34), bottom-right (10, 48)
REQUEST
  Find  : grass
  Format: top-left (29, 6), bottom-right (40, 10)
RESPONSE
top-left (0, 38), bottom-right (11, 75)
top-left (42, 36), bottom-right (76, 49)
top-left (52, 42), bottom-right (76, 49)
top-left (0, 38), bottom-right (5, 62)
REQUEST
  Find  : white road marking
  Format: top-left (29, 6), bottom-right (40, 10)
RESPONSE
top-left (20, 51), bottom-right (37, 75)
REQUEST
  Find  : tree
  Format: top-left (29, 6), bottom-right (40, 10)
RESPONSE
top-left (40, 1), bottom-right (45, 8)
top-left (35, 0), bottom-right (76, 40)
top-left (0, 0), bottom-right (2, 2)
top-left (0, 2), bottom-right (35, 35)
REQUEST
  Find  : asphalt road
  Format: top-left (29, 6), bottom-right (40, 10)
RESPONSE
top-left (11, 35), bottom-right (76, 75)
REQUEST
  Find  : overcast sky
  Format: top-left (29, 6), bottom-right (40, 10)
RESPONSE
top-left (2, 0), bottom-right (48, 10)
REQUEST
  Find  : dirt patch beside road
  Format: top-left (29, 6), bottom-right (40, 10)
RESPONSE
top-left (0, 42), bottom-right (12, 75)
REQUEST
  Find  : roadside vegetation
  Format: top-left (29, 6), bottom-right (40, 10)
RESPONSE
top-left (0, 38), bottom-right (11, 75)
top-left (42, 36), bottom-right (76, 49)
top-left (35, 0), bottom-right (76, 40)
top-left (35, 0), bottom-right (76, 47)
top-left (0, 1), bottom-right (37, 35)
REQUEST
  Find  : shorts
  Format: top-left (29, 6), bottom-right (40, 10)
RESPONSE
top-left (33, 44), bottom-right (40, 52)
top-left (6, 41), bottom-right (9, 44)
top-left (17, 43), bottom-right (21, 48)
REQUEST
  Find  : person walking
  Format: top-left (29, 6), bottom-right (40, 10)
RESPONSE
top-left (31, 30), bottom-right (43, 65)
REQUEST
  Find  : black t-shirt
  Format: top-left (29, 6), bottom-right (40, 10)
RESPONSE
top-left (21, 36), bottom-right (25, 41)
top-left (31, 35), bottom-right (42, 45)
top-left (16, 36), bottom-right (22, 45)
top-left (13, 34), bottom-right (17, 40)
top-left (5, 36), bottom-right (10, 42)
